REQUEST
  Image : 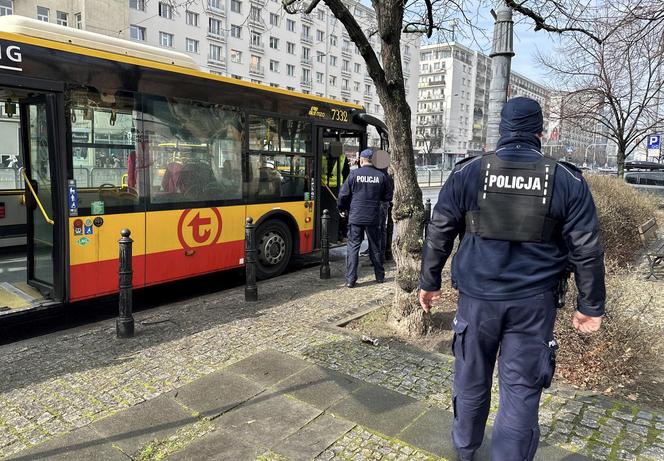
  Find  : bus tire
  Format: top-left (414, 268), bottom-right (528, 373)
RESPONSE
top-left (255, 219), bottom-right (293, 280)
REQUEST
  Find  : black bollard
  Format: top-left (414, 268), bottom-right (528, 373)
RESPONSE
top-left (385, 202), bottom-right (394, 261)
top-left (245, 217), bottom-right (258, 301)
top-left (117, 229), bottom-right (134, 338)
top-left (320, 209), bottom-right (331, 279)
top-left (424, 198), bottom-right (432, 239)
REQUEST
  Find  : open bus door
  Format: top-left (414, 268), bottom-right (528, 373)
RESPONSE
top-left (19, 93), bottom-right (64, 304)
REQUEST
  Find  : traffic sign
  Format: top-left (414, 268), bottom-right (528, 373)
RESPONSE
top-left (566, 146), bottom-right (575, 154)
top-left (647, 134), bottom-right (660, 149)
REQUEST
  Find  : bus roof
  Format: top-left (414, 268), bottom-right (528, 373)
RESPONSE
top-left (0, 15), bottom-right (198, 69)
top-left (0, 16), bottom-right (363, 110)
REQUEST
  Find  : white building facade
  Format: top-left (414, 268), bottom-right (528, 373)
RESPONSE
top-left (127, 0), bottom-right (420, 145)
top-left (415, 42), bottom-right (555, 167)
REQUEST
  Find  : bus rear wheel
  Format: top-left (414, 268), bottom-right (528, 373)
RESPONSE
top-left (255, 220), bottom-right (293, 280)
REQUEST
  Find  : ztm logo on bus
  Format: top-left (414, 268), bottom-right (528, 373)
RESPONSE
top-left (177, 209), bottom-right (223, 250)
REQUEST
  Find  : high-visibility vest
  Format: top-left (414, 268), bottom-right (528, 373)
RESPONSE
top-left (322, 154), bottom-right (345, 187)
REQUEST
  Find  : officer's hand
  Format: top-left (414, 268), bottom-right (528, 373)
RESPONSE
top-left (572, 311), bottom-right (602, 334)
top-left (419, 289), bottom-right (441, 313)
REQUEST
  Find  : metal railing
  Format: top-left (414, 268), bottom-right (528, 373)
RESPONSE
top-left (416, 169), bottom-right (450, 187)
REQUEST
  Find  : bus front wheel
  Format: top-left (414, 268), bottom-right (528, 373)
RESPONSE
top-left (255, 220), bottom-right (293, 280)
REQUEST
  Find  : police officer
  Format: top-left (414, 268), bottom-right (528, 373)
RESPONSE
top-left (338, 148), bottom-right (393, 288)
top-left (419, 97), bottom-right (605, 461)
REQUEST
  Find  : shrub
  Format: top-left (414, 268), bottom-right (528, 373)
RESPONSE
top-left (586, 175), bottom-right (658, 266)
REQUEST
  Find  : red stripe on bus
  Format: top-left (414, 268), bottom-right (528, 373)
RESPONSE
top-left (299, 230), bottom-right (314, 254)
top-left (70, 255), bottom-right (146, 301)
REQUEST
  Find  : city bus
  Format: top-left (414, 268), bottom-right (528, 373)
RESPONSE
top-left (0, 16), bottom-right (387, 319)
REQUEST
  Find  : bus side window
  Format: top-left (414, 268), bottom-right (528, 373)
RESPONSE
top-left (67, 89), bottom-right (143, 213)
top-left (142, 96), bottom-right (244, 204)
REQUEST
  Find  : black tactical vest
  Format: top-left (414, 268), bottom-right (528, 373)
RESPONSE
top-left (465, 153), bottom-right (558, 243)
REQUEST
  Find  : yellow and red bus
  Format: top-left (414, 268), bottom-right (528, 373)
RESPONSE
top-left (0, 16), bottom-right (387, 318)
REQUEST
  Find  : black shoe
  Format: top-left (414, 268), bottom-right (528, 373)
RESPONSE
top-left (346, 281), bottom-right (356, 288)
top-left (375, 278), bottom-right (385, 284)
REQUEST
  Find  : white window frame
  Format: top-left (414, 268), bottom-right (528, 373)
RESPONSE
top-left (37, 6), bottom-right (49, 22)
top-left (129, 0), bottom-right (145, 11)
top-left (230, 0), bottom-right (241, 13)
top-left (159, 31), bottom-right (174, 47)
top-left (186, 10), bottom-right (199, 27)
top-left (56, 11), bottom-right (67, 26)
top-left (186, 38), bottom-right (199, 54)
top-left (130, 25), bottom-right (146, 41)
top-left (210, 44), bottom-right (223, 62)
top-left (230, 24), bottom-right (242, 38)
top-left (158, 2), bottom-right (173, 19)
top-left (0, 0), bottom-right (13, 16)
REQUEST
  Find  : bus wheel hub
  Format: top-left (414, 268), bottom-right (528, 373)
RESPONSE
top-left (261, 232), bottom-right (285, 265)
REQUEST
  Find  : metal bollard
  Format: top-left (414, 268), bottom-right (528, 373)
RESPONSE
top-left (117, 229), bottom-right (134, 338)
top-left (320, 209), bottom-right (331, 279)
top-left (245, 217), bottom-right (258, 301)
top-left (424, 198), bottom-right (432, 239)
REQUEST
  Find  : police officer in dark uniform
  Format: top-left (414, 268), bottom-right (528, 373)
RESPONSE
top-left (419, 97), bottom-right (605, 461)
top-left (338, 148), bottom-right (393, 288)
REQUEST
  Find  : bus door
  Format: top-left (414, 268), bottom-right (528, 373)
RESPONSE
top-left (316, 127), bottom-right (364, 245)
top-left (19, 94), bottom-right (64, 301)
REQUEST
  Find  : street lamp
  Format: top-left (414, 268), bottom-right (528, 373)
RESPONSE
top-left (585, 143), bottom-right (608, 169)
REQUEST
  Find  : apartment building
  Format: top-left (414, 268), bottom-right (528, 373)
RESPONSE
top-left (415, 42), bottom-right (556, 166)
top-left (126, 0), bottom-right (420, 143)
top-left (0, 0), bottom-right (129, 38)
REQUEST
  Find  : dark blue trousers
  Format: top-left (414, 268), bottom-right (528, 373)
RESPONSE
top-left (346, 224), bottom-right (384, 284)
top-left (452, 291), bottom-right (558, 461)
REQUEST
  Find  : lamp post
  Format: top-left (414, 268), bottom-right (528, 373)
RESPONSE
top-left (585, 143), bottom-right (608, 169)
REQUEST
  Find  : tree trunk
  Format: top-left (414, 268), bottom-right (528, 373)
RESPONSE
top-left (616, 146), bottom-right (626, 177)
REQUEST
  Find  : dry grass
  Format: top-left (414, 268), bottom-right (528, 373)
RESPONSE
top-left (586, 175), bottom-right (658, 266)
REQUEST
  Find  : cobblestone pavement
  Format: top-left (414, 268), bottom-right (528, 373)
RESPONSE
top-left (0, 257), bottom-right (663, 460)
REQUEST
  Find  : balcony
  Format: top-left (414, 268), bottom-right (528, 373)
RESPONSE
top-left (206, 3), bottom-right (225, 16)
top-left (300, 56), bottom-right (313, 66)
top-left (207, 56), bottom-right (226, 68)
top-left (341, 87), bottom-right (351, 97)
top-left (249, 64), bottom-right (265, 76)
top-left (301, 79), bottom-right (313, 88)
top-left (364, 92), bottom-right (373, 100)
top-left (207, 30), bottom-right (226, 42)
top-left (249, 42), bottom-right (265, 53)
top-left (364, 73), bottom-right (372, 82)
top-left (341, 68), bottom-right (351, 77)
top-left (301, 13), bottom-right (313, 23)
top-left (403, 52), bottom-right (411, 62)
top-left (249, 15), bottom-right (265, 30)
top-left (301, 33), bottom-right (313, 45)
top-left (341, 47), bottom-right (352, 58)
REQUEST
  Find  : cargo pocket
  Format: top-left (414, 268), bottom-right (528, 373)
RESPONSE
top-left (451, 317), bottom-right (469, 361)
top-left (538, 339), bottom-right (559, 389)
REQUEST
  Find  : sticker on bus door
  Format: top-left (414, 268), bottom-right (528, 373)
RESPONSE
top-left (68, 179), bottom-right (78, 217)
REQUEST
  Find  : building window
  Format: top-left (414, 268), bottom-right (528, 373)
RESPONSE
top-left (330, 35), bottom-right (337, 46)
top-left (249, 6), bottom-right (261, 22)
top-left (130, 25), bottom-right (146, 41)
top-left (329, 75), bottom-right (337, 87)
top-left (353, 81), bottom-right (360, 92)
top-left (37, 6), bottom-right (49, 22)
top-left (269, 60), bottom-right (279, 72)
top-left (0, 0), bottom-right (13, 16)
top-left (209, 44), bottom-right (223, 61)
top-left (159, 31), bottom-right (174, 47)
top-left (158, 2), bottom-right (173, 19)
top-left (186, 10), bottom-right (199, 26)
top-left (317, 30), bottom-right (324, 42)
top-left (269, 12), bottom-right (279, 26)
top-left (232, 74), bottom-right (242, 80)
top-left (286, 19), bottom-right (295, 32)
top-left (354, 63), bottom-right (361, 73)
top-left (230, 0), bottom-right (241, 13)
top-left (287, 64), bottom-right (295, 76)
top-left (342, 78), bottom-right (349, 90)
top-left (270, 83), bottom-right (279, 87)
top-left (129, 0), bottom-right (145, 11)
top-left (317, 9), bottom-right (325, 21)
top-left (231, 24), bottom-right (242, 38)
top-left (56, 11), bottom-right (67, 26)
top-left (342, 59), bottom-right (350, 71)
top-left (301, 46), bottom-right (310, 60)
top-left (287, 42), bottom-right (295, 54)
top-left (186, 38), bottom-right (199, 54)
top-left (287, 86), bottom-right (295, 91)
top-left (208, 0), bottom-right (221, 10)
top-left (209, 18), bottom-right (223, 36)
top-left (316, 72), bottom-right (324, 84)
top-left (329, 55), bottom-right (337, 67)
top-left (316, 51), bottom-right (325, 63)
top-left (75, 12), bottom-right (82, 29)
top-left (302, 68), bottom-right (310, 82)
top-left (230, 49), bottom-right (242, 63)
top-left (250, 31), bottom-right (262, 47)
top-left (269, 36), bottom-right (279, 49)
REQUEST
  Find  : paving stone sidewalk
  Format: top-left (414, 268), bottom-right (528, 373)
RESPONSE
top-left (0, 256), bottom-right (662, 460)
